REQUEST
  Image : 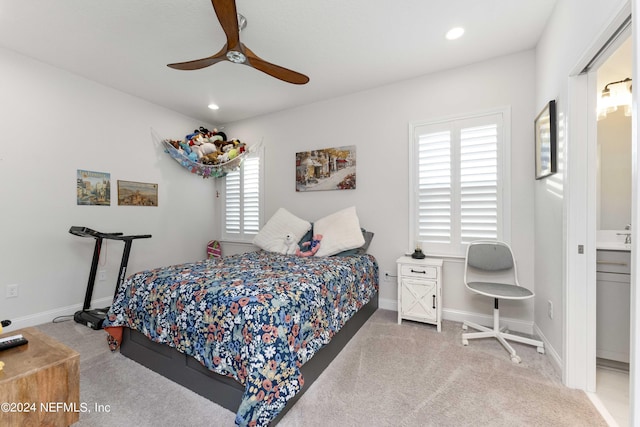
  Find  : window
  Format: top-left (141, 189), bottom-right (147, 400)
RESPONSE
top-left (409, 109), bottom-right (510, 256)
top-left (220, 149), bottom-right (263, 242)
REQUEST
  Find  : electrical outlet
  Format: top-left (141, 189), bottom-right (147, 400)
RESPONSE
top-left (98, 270), bottom-right (107, 281)
top-left (548, 300), bottom-right (553, 319)
top-left (6, 284), bottom-right (18, 298)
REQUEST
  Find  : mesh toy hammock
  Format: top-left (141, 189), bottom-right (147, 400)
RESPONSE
top-left (160, 138), bottom-right (245, 179)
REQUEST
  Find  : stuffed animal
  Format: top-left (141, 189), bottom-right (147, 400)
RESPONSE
top-left (284, 234), bottom-right (298, 255)
top-left (217, 152), bottom-right (230, 163)
top-left (201, 151), bottom-right (222, 165)
top-left (191, 142), bottom-right (218, 159)
top-left (296, 235), bottom-right (322, 257)
top-left (179, 141), bottom-right (198, 162)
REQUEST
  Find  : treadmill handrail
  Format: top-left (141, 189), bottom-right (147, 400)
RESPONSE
top-left (107, 234), bottom-right (152, 241)
top-left (69, 226), bottom-right (123, 239)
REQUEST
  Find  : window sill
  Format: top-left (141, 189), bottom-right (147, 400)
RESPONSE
top-left (405, 252), bottom-right (465, 261)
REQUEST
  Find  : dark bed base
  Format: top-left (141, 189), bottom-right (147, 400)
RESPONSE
top-left (119, 292), bottom-right (378, 425)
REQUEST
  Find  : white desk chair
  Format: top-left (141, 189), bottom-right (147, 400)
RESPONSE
top-left (462, 240), bottom-right (545, 363)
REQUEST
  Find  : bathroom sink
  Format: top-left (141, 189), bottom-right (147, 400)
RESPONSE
top-left (597, 230), bottom-right (632, 251)
top-left (597, 241), bottom-right (631, 251)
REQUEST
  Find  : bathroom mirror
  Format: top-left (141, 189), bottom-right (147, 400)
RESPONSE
top-left (596, 38), bottom-right (632, 230)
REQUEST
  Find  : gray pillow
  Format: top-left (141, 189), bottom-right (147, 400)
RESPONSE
top-left (333, 229), bottom-right (374, 257)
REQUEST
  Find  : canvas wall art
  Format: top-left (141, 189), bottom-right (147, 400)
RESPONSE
top-left (77, 169), bottom-right (111, 206)
top-left (296, 145), bottom-right (356, 192)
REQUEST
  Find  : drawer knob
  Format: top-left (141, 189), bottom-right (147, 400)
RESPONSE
top-left (410, 269), bottom-right (426, 274)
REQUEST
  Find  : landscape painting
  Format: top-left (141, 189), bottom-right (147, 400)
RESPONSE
top-left (117, 180), bottom-right (158, 206)
top-left (295, 145), bottom-right (356, 192)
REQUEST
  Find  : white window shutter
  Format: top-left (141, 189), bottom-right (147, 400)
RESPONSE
top-left (241, 157), bottom-right (260, 234)
top-left (410, 110), bottom-right (506, 256)
top-left (460, 124), bottom-right (499, 243)
top-left (224, 170), bottom-right (241, 234)
top-left (417, 131), bottom-right (452, 243)
top-left (222, 155), bottom-right (262, 241)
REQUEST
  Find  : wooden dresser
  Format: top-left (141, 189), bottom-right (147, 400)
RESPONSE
top-left (0, 327), bottom-right (80, 426)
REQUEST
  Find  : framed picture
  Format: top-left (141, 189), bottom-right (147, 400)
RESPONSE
top-left (295, 145), bottom-right (356, 192)
top-left (77, 169), bottom-right (111, 206)
top-left (117, 180), bottom-right (158, 206)
top-left (534, 100), bottom-right (557, 179)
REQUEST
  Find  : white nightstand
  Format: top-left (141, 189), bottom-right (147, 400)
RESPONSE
top-left (396, 256), bottom-right (443, 331)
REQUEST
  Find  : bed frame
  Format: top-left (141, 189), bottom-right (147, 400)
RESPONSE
top-left (119, 292), bottom-right (378, 425)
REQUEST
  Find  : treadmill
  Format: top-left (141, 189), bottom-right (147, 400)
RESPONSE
top-left (69, 226), bottom-right (151, 330)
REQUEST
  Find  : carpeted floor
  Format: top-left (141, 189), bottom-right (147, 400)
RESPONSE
top-left (34, 309), bottom-right (606, 426)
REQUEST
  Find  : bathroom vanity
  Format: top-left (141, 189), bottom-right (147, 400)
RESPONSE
top-left (596, 247), bottom-right (630, 364)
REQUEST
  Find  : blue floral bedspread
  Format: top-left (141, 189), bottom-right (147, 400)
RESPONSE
top-left (104, 251), bottom-right (378, 426)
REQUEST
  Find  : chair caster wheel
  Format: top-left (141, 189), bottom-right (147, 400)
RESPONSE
top-left (511, 355), bottom-right (521, 364)
top-left (462, 339), bottom-right (468, 346)
top-left (537, 347), bottom-right (545, 354)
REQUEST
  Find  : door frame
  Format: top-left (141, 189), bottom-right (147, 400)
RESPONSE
top-left (565, 1), bottom-right (636, 423)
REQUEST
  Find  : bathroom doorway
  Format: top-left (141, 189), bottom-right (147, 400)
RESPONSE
top-left (594, 34), bottom-right (632, 427)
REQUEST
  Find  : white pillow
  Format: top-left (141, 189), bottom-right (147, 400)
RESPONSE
top-left (252, 208), bottom-right (311, 254)
top-left (313, 206), bottom-right (365, 257)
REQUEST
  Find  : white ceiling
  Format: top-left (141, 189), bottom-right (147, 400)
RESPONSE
top-left (0, 0), bottom-right (558, 125)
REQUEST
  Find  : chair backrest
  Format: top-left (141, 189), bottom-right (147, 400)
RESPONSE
top-left (464, 240), bottom-right (519, 288)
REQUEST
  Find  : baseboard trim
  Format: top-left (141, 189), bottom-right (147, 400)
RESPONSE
top-left (2, 296), bottom-right (113, 332)
top-left (533, 324), bottom-right (562, 375)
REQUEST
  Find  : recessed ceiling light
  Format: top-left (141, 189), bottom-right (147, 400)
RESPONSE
top-left (446, 27), bottom-right (465, 40)
top-left (208, 103), bottom-right (220, 110)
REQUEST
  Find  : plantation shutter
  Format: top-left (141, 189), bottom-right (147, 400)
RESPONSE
top-left (224, 169), bottom-right (241, 234)
top-left (242, 157), bottom-right (260, 234)
top-left (417, 130), bottom-right (452, 243)
top-left (459, 123), bottom-right (499, 243)
top-left (411, 111), bottom-right (505, 256)
top-left (223, 156), bottom-right (261, 240)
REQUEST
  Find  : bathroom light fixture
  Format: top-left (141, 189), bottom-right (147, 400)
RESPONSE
top-left (598, 77), bottom-right (632, 120)
top-left (208, 103), bottom-right (220, 110)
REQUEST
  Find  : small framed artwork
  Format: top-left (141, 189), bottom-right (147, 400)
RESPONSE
top-left (534, 100), bottom-right (557, 180)
top-left (117, 180), bottom-right (158, 206)
top-left (77, 169), bottom-right (111, 206)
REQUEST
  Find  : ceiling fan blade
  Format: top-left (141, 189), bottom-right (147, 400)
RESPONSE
top-left (167, 46), bottom-right (227, 70)
top-left (167, 0), bottom-right (311, 85)
top-left (244, 45), bottom-right (309, 85)
top-left (211, 0), bottom-right (241, 51)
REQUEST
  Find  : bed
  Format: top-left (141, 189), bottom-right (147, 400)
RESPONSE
top-left (103, 249), bottom-right (379, 426)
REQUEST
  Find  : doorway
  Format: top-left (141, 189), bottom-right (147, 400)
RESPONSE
top-left (594, 34), bottom-right (632, 427)
top-left (564, 6), bottom-right (635, 426)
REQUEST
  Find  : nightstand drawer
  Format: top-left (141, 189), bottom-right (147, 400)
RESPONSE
top-left (400, 264), bottom-right (437, 279)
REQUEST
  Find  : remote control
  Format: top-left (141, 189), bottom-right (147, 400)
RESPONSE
top-left (0, 334), bottom-right (29, 351)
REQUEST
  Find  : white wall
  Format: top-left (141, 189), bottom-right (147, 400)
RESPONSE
top-left (0, 47), bottom-right (218, 328)
top-left (223, 51), bottom-right (537, 326)
top-left (535, 0), bottom-right (629, 369)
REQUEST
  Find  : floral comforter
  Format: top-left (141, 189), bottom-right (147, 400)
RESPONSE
top-left (103, 251), bottom-right (378, 426)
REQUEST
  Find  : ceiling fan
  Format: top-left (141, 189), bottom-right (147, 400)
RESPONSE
top-left (167, 0), bottom-right (309, 85)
